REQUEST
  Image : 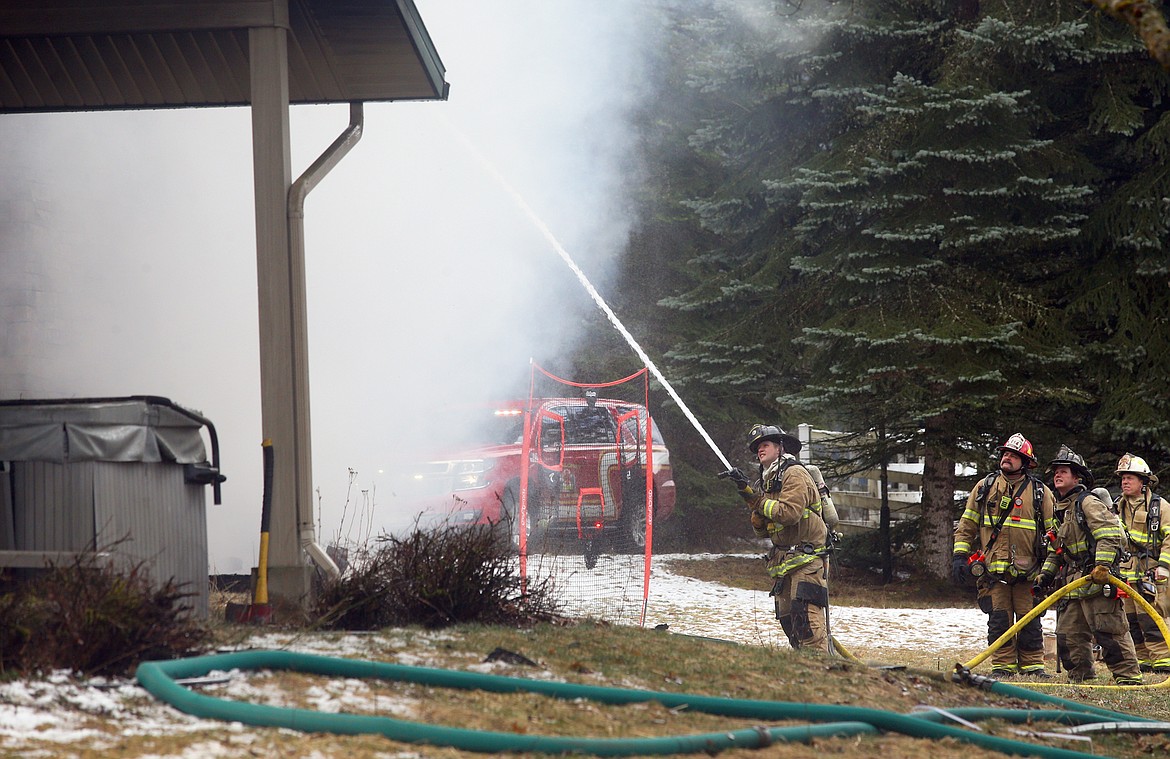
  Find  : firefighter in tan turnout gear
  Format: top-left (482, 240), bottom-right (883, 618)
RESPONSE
top-left (1034, 445), bottom-right (1142, 684)
top-left (952, 433), bottom-right (1056, 677)
top-left (1113, 452), bottom-right (1170, 673)
top-left (722, 424), bottom-right (829, 651)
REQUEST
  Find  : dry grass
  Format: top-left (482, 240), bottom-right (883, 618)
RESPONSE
top-left (10, 555), bottom-right (1170, 759)
top-left (22, 621), bottom-right (1170, 758)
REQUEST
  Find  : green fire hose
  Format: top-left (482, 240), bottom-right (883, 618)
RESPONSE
top-left (136, 568), bottom-right (1169, 755)
top-left (137, 649), bottom-right (1138, 757)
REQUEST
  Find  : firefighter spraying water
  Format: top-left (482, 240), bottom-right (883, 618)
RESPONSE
top-left (445, 119), bottom-right (857, 655)
top-left (719, 424), bottom-right (837, 652)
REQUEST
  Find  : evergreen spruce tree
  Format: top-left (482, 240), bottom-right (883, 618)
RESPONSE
top-left (629, 0), bottom-right (1170, 559)
top-left (776, 2), bottom-right (1121, 577)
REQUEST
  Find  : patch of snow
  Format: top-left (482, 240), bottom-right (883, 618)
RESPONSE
top-left (534, 551), bottom-right (1052, 656)
top-left (0, 552), bottom-right (1047, 755)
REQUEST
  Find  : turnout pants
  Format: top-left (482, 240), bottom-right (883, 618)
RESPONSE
top-left (983, 579), bottom-right (1045, 673)
top-left (1122, 592), bottom-right (1170, 669)
top-left (1057, 593), bottom-right (1142, 682)
top-left (772, 560), bottom-right (828, 652)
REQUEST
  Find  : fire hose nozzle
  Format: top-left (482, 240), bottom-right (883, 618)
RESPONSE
top-left (718, 467), bottom-right (751, 487)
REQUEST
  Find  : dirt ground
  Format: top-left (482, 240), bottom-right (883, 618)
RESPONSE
top-left (3, 552), bottom-right (1169, 759)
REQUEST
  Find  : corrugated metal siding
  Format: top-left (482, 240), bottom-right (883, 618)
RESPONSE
top-left (6, 459), bottom-right (208, 617)
top-left (1, 461), bottom-right (15, 549)
top-left (94, 462), bottom-right (209, 617)
top-left (12, 460), bottom-right (95, 551)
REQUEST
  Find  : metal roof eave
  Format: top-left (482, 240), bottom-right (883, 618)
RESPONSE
top-left (396, 0), bottom-right (449, 102)
top-left (0, 0), bottom-right (449, 113)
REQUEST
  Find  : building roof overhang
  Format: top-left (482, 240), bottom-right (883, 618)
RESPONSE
top-left (0, 0), bottom-right (448, 113)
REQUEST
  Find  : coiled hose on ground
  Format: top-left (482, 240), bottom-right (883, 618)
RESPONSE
top-left (136, 571), bottom-right (1169, 757)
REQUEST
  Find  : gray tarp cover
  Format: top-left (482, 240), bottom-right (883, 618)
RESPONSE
top-left (0, 400), bottom-right (209, 464)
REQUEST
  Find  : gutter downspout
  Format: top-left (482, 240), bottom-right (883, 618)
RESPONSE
top-left (286, 102), bottom-right (365, 582)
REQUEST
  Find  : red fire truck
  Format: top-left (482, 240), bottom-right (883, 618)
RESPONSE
top-left (399, 396), bottom-right (675, 564)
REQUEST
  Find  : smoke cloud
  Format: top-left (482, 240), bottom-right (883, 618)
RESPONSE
top-left (0, 1), bottom-right (657, 571)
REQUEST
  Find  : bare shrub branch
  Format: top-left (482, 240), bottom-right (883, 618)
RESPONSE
top-left (313, 520), bottom-right (563, 630)
top-left (0, 552), bottom-right (209, 677)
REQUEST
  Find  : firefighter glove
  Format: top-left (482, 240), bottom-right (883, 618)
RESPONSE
top-left (1156, 566), bottom-right (1170, 583)
top-left (951, 553), bottom-right (970, 586)
top-left (750, 509), bottom-right (767, 532)
top-left (1090, 564), bottom-right (1111, 585)
top-left (718, 467), bottom-right (751, 488)
top-left (1032, 573), bottom-right (1053, 598)
top-left (718, 467), bottom-right (759, 504)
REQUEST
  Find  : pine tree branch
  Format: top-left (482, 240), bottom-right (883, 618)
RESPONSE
top-left (1090, 0), bottom-right (1170, 70)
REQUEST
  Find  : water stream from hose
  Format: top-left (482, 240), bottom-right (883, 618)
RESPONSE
top-left (442, 118), bottom-right (732, 471)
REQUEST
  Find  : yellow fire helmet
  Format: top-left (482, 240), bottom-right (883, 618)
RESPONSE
top-left (1116, 452), bottom-right (1158, 486)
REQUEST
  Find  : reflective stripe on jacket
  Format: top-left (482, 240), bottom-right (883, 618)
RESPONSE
top-left (1042, 486), bottom-right (1124, 599)
top-left (753, 456), bottom-right (827, 579)
top-left (1118, 492), bottom-right (1170, 582)
top-left (953, 472), bottom-right (1055, 579)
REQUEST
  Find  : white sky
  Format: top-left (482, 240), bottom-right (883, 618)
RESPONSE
top-left (0, 1), bottom-right (660, 571)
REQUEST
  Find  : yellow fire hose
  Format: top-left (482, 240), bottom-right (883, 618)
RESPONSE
top-left (958, 573), bottom-right (1170, 690)
top-left (832, 634), bottom-right (865, 663)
